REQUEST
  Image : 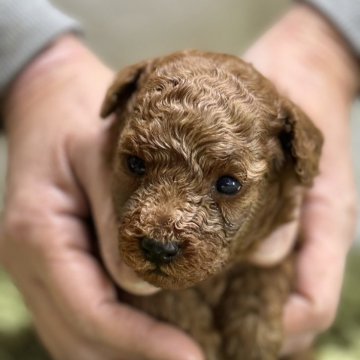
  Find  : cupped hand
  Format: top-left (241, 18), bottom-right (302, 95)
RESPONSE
top-left (244, 4), bottom-right (359, 354)
top-left (0, 35), bottom-right (203, 360)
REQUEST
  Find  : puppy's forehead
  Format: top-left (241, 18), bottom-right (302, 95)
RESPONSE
top-left (140, 52), bottom-right (278, 123)
top-left (121, 53), bottom-right (278, 179)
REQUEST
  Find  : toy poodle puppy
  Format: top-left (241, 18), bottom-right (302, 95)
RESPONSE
top-left (100, 50), bottom-right (323, 360)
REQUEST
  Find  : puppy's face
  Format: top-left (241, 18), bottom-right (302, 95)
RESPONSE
top-left (101, 51), bottom-right (322, 290)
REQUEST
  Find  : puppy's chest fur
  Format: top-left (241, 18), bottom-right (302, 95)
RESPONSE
top-left (119, 258), bottom-right (294, 360)
top-left (101, 50), bottom-right (322, 360)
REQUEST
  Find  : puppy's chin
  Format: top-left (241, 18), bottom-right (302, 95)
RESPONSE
top-left (119, 241), bottom-right (229, 290)
top-left (134, 267), bottom-right (207, 290)
top-left (117, 223), bottom-right (231, 289)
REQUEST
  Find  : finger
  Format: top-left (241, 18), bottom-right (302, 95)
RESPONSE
top-left (49, 251), bottom-right (203, 360)
top-left (6, 216), bottom-right (165, 360)
top-left (69, 120), bottom-right (161, 296)
top-left (284, 204), bottom-right (347, 336)
top-left (41, 222), bottom-right (203, 360)
top-left (248, 192), bottom-right (302, 266)
top-left (96, 197), bottom-right (161, 296)
top-left (280, 185), bottom-right (354, 357)
top-left (113, 260), bottom-right (161, 295)
top-left (21, 279), bottom-right (122, 360)
top-left (247, 217), bottom-right (299, 266)
top-left (280, 332), bottom-right (315, 356)
top-left (10, 262), bottom-right (93, 360)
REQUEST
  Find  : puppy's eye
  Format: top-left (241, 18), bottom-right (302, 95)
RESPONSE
top-left (127, 155), bottom-right (146, 176)
top-left (216, 176), bottom-right (241, 195)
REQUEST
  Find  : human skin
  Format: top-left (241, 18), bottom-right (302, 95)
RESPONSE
top-left (245, 3), bottom-right (359, 354)
top-left (0, 3), bottom-right (358, 360)
top-left (0, 37), bottom-right (202, 360)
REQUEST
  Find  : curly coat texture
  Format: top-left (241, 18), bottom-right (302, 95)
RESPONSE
top-left (100, 50), bottom-right (323, 360)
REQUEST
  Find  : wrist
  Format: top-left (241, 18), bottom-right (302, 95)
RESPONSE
top-left (282, 3), bottom-right (359, 95)
top-left (245, 3), bottom-right (359, 105)
top-left (3, 35), bottom-right (110, 132)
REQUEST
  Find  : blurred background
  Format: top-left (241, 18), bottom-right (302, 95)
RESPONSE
top-left (0, 0), bottom-right (359, 359)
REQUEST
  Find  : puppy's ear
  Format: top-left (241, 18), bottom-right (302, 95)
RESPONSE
top-left (278, 98), bottom-right (323, 186)
top-left (100, 60), bottom-right (150, 118)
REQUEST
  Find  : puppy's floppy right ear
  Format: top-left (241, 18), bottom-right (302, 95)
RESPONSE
top-left (278, 98), bottom-right (323, 186)
top-left (100, 60), bottom-right (149, 118)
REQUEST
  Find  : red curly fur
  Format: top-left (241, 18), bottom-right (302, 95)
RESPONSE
top-left (100, 50), bottom-right (323, 360)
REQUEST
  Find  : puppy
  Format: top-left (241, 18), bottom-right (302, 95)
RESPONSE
top-left (100, 50), bottom-right (323, 360)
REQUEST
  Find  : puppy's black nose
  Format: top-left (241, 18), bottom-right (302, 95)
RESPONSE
top-left (140, 237), bottom-right (179, 265)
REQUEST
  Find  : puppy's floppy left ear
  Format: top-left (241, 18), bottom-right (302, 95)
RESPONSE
top-left (278, 98), bottom-right (323, 186)
top-left (100, 60), bottom-right (150, 118)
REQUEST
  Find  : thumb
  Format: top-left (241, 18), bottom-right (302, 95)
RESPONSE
top-left (70, 116), bottom-right (160, 295)
top-left (98, 299), bottom-right (205, 360)
top-left (46, 236), bottom-right (204, 360)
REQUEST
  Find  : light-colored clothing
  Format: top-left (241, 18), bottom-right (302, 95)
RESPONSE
top-left (0, 0), bottom-right (80, 95)
top-left (305, 0), bottom-right (360, 56)
top-left (0, 0), bottom-right (359, 96)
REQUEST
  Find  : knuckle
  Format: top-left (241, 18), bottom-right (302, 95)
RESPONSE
top-left (1, 209), bottom-right (35, 240)
top-left (0, 205), bottom-right (52, 258)
top-left (0, 210), bottom-right (33, 266)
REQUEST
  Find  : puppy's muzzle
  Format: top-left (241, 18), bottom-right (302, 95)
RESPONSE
top-left (140, 237), bottom-right (180, 265)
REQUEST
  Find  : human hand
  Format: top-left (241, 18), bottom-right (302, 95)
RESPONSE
top-left (0, 36), bottom-right (203, 360)
top-left (244, 3), bottom-right (359, 354)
